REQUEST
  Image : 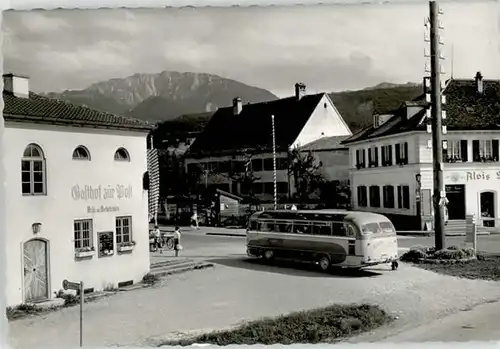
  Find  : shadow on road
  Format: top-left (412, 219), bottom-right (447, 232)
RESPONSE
top-left (207, 257), bottom-right (383, 278)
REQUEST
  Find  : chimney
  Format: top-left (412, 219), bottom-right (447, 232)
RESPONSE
top-left (3, 73), bottom-right (30, 98)
top-left (232, 97), bottom-right (242, 115)
top-left (475, 71), bottom-right (483, 94)
top-left (294, 82), bottom-right (306, 100)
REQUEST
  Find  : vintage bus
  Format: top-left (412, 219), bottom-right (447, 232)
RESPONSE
top-left (246, 209), bottom-right (399, 271)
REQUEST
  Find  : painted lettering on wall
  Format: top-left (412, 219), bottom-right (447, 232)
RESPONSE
top-left (87, 205), bottom-right (120, 214)
top-left (71, 184), bottom-right (133, 200)
top-left (466, 171), bottom-right (500, 181)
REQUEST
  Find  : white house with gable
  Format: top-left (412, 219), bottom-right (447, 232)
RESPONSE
top-left (3, 73), bottom-right (153, 306)
top-left (184, 82), bottom-right (352, 202)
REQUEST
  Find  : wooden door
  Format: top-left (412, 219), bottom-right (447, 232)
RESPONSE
top-left (23, 239), bottom-right (49, 302)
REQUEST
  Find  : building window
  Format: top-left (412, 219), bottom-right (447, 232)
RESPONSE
top-left (277, 182), bottom-right (289, 194)
top-left (263, 158), bottom-right (274, 171)
top-left (115, 216), bottom-right (132, 244)
top-left (473, 140), bottom-right (499, 162)
top-left (395, 142), bottom-right (408, 165)
top-left (355, 149), bottom-right (366, 169)
top-left (251, 158), bottom-right (263, 172)
top-left (443, 140), bottom-right (468, 163)
top-left (368, 147), bottom-right (379, 167)
top-left (383, 185), bottom-right (395, 208)
top-left (114, 147), bottom-right (130, 161)
top-left (357, 186), bottom-right (367, 207)
top-left (263, 182), bottom-right (274, 194)
top-left (277, 158), bottom-right (288, 170)
top-left (21, 143), bottom-right (46, 195)
top-left (397, 185), bottom-right (410, 209)
top-left (252, 182), bottom-right (263, 194)
top-left (72, 146), bottom-right (91, 160)
top-left (369, 185), bottom-right (380, 208)
top-left (381, 145), bottom-right (393, 166)
top-left (74, 219), bottom-right (93, 250)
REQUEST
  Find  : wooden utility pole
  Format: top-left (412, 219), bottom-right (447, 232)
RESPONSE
top-left (429, 0), bottom-right (446, 250)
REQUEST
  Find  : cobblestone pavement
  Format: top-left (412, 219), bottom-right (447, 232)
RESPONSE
top-left (8, 256), bottom-right (500, 348)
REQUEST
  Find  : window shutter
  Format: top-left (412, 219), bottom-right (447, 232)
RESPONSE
top-left (493, 139), bottom-right (499, 160)
top-left (403, 142), bottom-right (409, 164)
top-left (362, 149), bottom-right (366, 167)
top-left (460, 140), bottom-right (468, 162)
top-left (395, 143), bottom-right (401, 163)
top-left (388, 145), bottom-right (393, 165)
top-left (381, 147), bottom-right (386, 165)
top-left (368, 148), bottom-right (372, 166)
top-left (472, 140), bottom-right (480, 161)
top-left (397, 186), bottom-right (402, 208)
top-left (356, 150), bottom-right (360, 166)
top-left (374, 147), bottom-right (379, 166)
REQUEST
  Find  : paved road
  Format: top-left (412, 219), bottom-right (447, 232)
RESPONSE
top-left (9, 227), bottom-right (500, 347)
top-left (152, 226), bottom-right (500, 265)
top-left (9, 257), bottom-right (500, 347)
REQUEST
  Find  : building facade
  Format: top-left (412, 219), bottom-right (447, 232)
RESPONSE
top-left (184, 83), bottom-right (352, 202)
top-left (343, 72), bottom-right (500, 231)
top-left (3, 73), bottom-right (152, 306)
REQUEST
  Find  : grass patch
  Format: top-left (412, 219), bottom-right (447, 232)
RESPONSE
top-left (160, 303), bottom-right (393, 346)
top-left (400, 245), bottom-right (500, 281)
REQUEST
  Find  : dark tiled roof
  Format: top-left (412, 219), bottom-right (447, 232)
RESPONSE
top-left (187, 93), bottom-right (325, 156)
top-left (3, 91), bottom-right (152, 131)
top-left (342, 76), bottom-right (500, 144)
top-left (299, 135), bottom-right (350, 151)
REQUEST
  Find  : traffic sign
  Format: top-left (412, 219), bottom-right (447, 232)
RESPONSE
top-left (62, 279), bottom-right (80, 291)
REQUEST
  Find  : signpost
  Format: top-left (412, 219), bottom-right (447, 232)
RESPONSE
top-left (63, 279), bottom-right (84, 347)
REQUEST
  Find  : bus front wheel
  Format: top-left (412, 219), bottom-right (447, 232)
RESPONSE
top-left (318, 255), bottom-right (331, 271)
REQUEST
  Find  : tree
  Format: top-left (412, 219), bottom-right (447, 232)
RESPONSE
top-left (288, 147), bottom-right (325, 202)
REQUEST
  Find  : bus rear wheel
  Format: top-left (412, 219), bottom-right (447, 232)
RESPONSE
top-left (318, 255), bottom-right (331, 271)
top-left (263, 250), bottom-right (274, 261)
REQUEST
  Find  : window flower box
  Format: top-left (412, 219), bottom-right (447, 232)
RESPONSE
top-left (75, 246), bottom-right (95, 258)
top-left (117, 241), bottom-right (136, 252)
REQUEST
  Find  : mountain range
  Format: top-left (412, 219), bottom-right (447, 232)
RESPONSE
top-left (43, 71), bottom-right (424, 134)
top-left (43, 71), bottom-right (278, 122)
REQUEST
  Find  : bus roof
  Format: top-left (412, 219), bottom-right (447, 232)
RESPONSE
top-left (250, 209), bottom-right (391, 224)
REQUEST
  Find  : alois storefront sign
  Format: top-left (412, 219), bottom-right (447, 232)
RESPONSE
top-left (446, 170), bottom-right (500, 184)
top-left (71, 184), bottom-right (133, 213)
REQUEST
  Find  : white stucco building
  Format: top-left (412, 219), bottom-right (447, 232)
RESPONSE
top-left (343, 72), bottom-right (500, 232)
top-left (184, 83), bottom-right (352, 202)
top-left (3, 73), bottom-right (153, 306)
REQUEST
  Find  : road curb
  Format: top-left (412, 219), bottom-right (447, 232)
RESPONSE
top-left (206, 232), bottom-right (246, 237)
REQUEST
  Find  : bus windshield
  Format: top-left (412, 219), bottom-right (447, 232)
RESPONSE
top-left (361, 221), bottom-right (396, 236)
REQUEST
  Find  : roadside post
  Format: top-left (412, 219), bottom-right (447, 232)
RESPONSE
top-left (465, 214), bottom-right (477, 254)
top-left (63, 279), bottom-right (84, 347)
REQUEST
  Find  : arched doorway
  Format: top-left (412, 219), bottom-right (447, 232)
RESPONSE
top-left (23, 239), bottom-right (49, 302)
top-left (480, 191), bottom-right (496, 227)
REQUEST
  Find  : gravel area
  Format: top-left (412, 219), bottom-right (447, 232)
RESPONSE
top-left (8, 259), bottom-right (500, 348)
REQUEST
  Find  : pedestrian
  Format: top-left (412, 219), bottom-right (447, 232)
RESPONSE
top-left (173, 226), bottom-right (182, 257)
top-left (191, 211), bottom-right (200, 230)
top-left (153, 225), bottom-right (162, 253)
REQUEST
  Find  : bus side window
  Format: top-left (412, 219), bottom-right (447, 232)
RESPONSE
top-left (250, 220), bottom-right (258, 230)
top-left (294, 222), bottom-right (308, 234)
top-left (332, 222), bottom-right (346, 236)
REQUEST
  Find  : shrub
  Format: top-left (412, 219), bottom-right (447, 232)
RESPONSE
top-left (6, 304), bottom-right (44, 320)
top-left (142, 273), bottom-right (160, 285)
top-left (162, 304), bottom-right (392, 346)
top-left (401, 245), bottom-right (476, 263)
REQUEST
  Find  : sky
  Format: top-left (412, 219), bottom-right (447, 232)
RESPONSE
top-left (3, 1), bottom-right (499, 97)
